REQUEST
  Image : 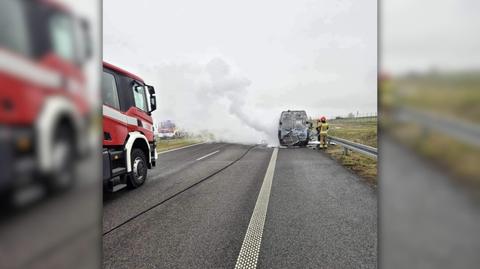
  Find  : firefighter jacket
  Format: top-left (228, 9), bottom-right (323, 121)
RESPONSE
top-left (317, 122), bottom-right (329, 135)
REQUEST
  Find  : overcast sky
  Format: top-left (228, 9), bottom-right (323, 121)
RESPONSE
top-left (104, 0), bottom-right (377, 144)
top-left (383, 0), bottom-right (480, 74)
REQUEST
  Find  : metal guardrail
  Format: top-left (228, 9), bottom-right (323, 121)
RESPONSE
top-left (326, 136), bottom-right (378, 159)
top-left (395, 107), bottom-right (480, 148)
top-left (311, 106), bottom-right (479, 160)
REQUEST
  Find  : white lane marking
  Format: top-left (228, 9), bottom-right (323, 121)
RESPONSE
top-left (196, 150), bottom-right (220, 161)
top-left (235, 148), bottom-right (278, 269)
top-left (157, 142), bottom-right (207, 155)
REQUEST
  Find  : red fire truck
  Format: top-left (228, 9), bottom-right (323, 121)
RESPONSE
top-left (0, 0), bottom-right (92, 201)
top-left (102, 62), bottom-right (157, 191)
top-left (158, 120), bottom-right (177, 139)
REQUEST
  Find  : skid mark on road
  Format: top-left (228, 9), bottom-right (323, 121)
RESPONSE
top-left (103, 145), bottom-right (257, 237)
top-left (150, 144), bottom-right (229, 181)
top-left (235, 148), bottom-right (278, 269)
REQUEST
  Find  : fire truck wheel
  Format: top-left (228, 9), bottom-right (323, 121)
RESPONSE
top-left (46, 124), bottom-right (76, 193)
top-left (127, 148), bottom-right (147, 189)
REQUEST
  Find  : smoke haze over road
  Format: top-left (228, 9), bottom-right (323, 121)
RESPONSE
top-left (138, 58), bottom-right (278, 144)
top-left (104, 0), bottom-right (376, 144)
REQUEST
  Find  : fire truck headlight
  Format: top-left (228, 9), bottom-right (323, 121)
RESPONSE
top-left (0, 127), bottom-right (32, 152)
top-left (11, 128), bottom-right (34, 153)
top-left (16, 136), bottom-right (32, 152)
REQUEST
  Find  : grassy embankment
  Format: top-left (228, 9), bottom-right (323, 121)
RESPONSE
top-left (156, 138), bottom-right (203, 152)
top-left (324, 118), bottom-right (377, 185)
top-left (396, 73), bottom-right (480, 124)
top-left (385, 73), bottom-right (480, 185)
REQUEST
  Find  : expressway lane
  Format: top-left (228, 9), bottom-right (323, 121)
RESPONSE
top-left (103, 144), bottom-right (377, 268)
top-left (0, 158), bottom-right (101, 269)
top-left (381, 137), bottom-right (480, 268)
top-left (103, 143), bottom-right (244, 233)
top-left (258, 148), bottom-right (377, 268)
top-left (103, 144), bottom-right (272, 268)
top-left (103, 142), bottom-right (251, 233)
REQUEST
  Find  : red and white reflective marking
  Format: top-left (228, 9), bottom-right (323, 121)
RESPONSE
top-left (103, 105), bottom-right (138, 126)
top-left (0, 49), bottom-right (61, 88)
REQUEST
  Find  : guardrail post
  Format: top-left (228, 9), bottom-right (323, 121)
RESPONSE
top-left (343, 147), bottom-right (350, 156)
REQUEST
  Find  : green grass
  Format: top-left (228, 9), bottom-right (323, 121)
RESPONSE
top-left (388, 119), bottom-right (480, 186)
top-left (156, 138), bottom-right (202, 152)
top-left (323, 118), bottom-right (378, 184)
top-left (328, 119), bottom-right (377, 148)
top-left (394, 72), bottom-right (480, 124)
top-left (382, 72), bottom-right (480, 186)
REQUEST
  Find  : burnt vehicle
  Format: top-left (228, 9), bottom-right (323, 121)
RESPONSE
top-left (278, 110), bottom-right (310, 147)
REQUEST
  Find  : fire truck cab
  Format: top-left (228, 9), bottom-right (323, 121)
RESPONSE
top-left (102, 62), bottom-right (157, 191)
top-left (0, 0), bottom-right (93, 200)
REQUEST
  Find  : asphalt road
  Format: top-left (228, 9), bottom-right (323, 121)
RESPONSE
top-left (0, 157), bottom-right (101, 269)
top-left (103, 143), bottom-right (377, 268)
top-left (4, 138), bottom-right (478, 268)
top-left (380, 136), bottom-right (480, 269)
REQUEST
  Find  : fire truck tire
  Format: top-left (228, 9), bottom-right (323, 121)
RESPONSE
top-left (127, 148), bottom-right (147, 189)
top-left (46, 124), bottom-right (76, 193)
top-left (0, 191), bottom-right (14, 211)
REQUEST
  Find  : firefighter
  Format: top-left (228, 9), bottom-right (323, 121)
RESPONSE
top-left (316, 116), bottom-right (329, 149)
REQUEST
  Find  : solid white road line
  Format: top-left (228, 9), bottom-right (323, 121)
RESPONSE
top-left (196, 150), bottom-right (220, 161)
top-left (157, 142), bottom-right (207, 155)
top-left (235, 148), bottom-right (278, 269)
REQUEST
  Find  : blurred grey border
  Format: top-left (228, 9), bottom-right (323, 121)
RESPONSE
top-left (380, 0), bottom-right (480, 268)
top-left (0, 0), bottom-right (102, 268)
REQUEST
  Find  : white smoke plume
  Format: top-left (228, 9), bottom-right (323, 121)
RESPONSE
top-left (140, 58), bottom-right (278, 145)
top-left (104, 0), bottom-right (378, 145)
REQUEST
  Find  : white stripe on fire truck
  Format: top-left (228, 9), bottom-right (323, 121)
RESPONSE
top-left (0, 50), bottom-right (62, 88)
top-left (103, 105), bottom-right (138, 126)
top-left (142, 121), bottom-right (152, 131)
top-left (126, 117), bottom-right (138, 125)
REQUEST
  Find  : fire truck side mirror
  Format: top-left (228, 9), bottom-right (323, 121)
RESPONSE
top-left (149, 95), bottom-right (157, 112)
top-left (147, 85), bottom-right (157, 112)
top-left (147, 85), bottom-right (155, 95)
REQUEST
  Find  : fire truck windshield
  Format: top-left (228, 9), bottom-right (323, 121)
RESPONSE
top-left (133, 84), bottom-right (148, 111)
top-left (49, 12), bottom-right (76, 62)
top-left (0, 0), bottom-right (30, 56)
top-left (0, 0), bottom-right (90, 64)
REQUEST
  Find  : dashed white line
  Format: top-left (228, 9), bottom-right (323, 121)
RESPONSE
top-left (196, 150), bottom-right (220, 161)
top-left (235, 147), bottom-right (278, 269)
